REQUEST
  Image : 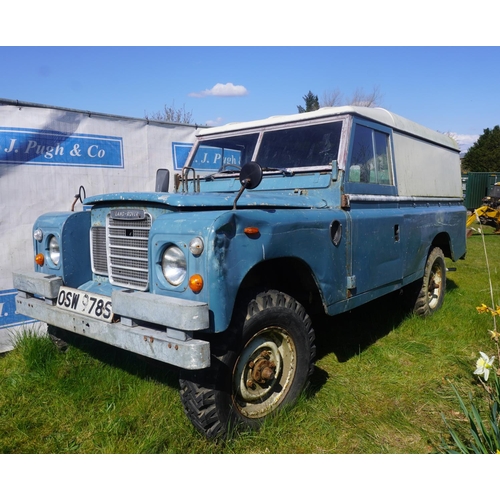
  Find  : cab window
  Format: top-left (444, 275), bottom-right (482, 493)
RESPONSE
top-left (348, 124), bottom-right (393, 185)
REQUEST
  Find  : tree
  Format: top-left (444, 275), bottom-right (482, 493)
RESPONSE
top-left (144, 101), bottom-right (193, 124)
top-left (462, 126), bottom-right (500, 173)
top-left (349, 86), bottom-right (383, 107)
top-left (320, 85), bottom-right (383, 108)
top-left (297, 91), bottom-right (320, 113)
top-left (321, 88), bottom-right (343, 107)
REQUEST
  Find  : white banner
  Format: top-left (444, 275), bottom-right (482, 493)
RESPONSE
top-left (0, 100), bottom-right (199, 339)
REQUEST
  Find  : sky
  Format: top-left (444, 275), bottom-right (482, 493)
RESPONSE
top-left (1, 7), bottom-right (499, 155)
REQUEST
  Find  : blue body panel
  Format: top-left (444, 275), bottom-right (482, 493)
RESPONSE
top-left (29, 166), bottom-right (467, 334)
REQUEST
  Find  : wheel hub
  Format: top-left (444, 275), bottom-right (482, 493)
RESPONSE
top-left (429, 278), bottom-right (438, 293)
top-left (246, 350), bottom-right (276, 388)
top-left (233, 331), bottom-right (295, 413)
top-left (427, 264), bottom-right (443, 309)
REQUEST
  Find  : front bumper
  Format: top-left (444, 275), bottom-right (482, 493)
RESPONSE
top-left (12, 271), bottom-right (211, 369)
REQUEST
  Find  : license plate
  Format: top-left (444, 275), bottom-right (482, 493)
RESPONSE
top-left (56, 286), bottom-right (114, 323)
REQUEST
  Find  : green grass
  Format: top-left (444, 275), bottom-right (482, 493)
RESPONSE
top-left (1, 225), bottom-right (499, 453)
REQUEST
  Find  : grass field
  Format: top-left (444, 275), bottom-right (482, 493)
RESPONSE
top-left (1, 224), bottom-right (498, 454)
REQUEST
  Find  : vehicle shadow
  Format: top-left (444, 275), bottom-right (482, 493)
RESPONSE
top-left (50, 327), bottom-right (181, 389)
top-left (308, 278), bottom-right (458, 393)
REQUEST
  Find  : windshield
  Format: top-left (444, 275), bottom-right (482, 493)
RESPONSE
top-left (189, 133), bottom-right (259, 171)
top-left (189, 120), bottom-right (342, 172)
top-left (256, 121), bottom-right (342, 169)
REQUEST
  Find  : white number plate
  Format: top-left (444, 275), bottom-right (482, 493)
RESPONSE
top-left (56, 286), bottom-right (114, 323)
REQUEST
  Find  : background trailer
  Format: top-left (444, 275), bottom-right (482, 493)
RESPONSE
top-left (0, 99), bottom-right (201, 351)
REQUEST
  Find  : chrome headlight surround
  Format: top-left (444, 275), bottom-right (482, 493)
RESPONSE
top-left (161, 245), bottom-right (187, 286)
top-left (48, 235), bottom-right (61, 266)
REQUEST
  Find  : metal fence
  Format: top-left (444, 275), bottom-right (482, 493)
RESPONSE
top-left (462, 172), bottom-right (500, 210)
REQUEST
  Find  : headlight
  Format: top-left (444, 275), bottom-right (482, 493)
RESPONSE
top-left (161, 245), bottom-right (187, 286)
top-left (49, 236), bottom-right (60, 266)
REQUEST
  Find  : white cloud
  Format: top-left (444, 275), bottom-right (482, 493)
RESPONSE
top-left (189, 82), bottom-right (248, 98)
top-left (448, 133), bottom-right (479, 154)
top-left (205, 117), bottom-right (225, 126)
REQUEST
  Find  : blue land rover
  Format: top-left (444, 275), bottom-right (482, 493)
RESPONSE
top-left (14, 106), bottom-right (467, 438)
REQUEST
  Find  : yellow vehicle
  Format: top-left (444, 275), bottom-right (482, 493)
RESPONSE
top-left (466, 182), bottom-right (500, 235)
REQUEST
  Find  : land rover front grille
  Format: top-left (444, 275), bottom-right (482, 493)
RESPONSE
top-left (91, 226), bottom-right (108, 275)
top-left (90, 212), bottom-right (152, 291)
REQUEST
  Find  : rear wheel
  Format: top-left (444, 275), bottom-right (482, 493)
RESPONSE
top-left (179, 290), bottom-right (316, 439)
top-left (411, 247), bottom-right (447, 317)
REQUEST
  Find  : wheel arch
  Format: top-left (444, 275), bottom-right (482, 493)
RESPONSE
top-left (236, 257), bottom-right (326, 316)
top-left (431, 231), bottom-right (452, 259)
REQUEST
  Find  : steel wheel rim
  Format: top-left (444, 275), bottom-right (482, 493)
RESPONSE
top-left (233, 327), bottom-right (296, 419)
top-left (427, 262), bottom-right (443, 309)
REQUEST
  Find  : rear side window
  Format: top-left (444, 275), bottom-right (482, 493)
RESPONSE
top-left (348, 124), bottom-right (393, 185)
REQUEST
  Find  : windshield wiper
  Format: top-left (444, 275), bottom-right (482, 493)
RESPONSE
top-left (262, 166), bottom-right (294, 176)
top-left (205, 165), bottom-right (294, 181)
top-left (204, 163), bottom-right (242, 180)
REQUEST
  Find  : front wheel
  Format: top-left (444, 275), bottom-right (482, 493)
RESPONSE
top-left (179, 290), bottom-right (316, 439)
top-left (411, 247), bottom-right (447, 317)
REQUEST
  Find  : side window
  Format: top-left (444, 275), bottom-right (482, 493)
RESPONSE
top-left (348, 124), bottom-right (393, 185)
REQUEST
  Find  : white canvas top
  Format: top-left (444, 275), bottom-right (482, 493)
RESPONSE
top-left (197, 106), bottom-right (459, 152)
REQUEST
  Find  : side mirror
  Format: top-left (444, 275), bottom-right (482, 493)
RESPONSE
top-left (155, 169), bottom-right (170, 192)
top-left (233, 162), bottom-right (263, 209)
top-left (239, 161), bottom-right (263, 190)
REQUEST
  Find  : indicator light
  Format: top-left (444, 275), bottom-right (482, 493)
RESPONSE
top-left (189, 237), bottom-right (204, 256)
top-left (35, 253), bottom-right (45, 266)
top-left (189, 274), bottom-right (203, 293)
top-left (33, 229), bottom-right (43, 242)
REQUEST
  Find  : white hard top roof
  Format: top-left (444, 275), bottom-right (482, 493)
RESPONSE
top-left (197, 106), bottom-right (459, 151)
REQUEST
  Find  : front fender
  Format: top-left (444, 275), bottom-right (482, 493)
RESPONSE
top-left (207, 208), bottom-right (348, 332)
top-left (32, 211), bottom-right (91, 288)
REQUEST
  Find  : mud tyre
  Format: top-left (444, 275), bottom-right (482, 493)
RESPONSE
top-left (179, 290), bottom-right (316, 439)
top-left (411, 247), bottom-right (447, 317)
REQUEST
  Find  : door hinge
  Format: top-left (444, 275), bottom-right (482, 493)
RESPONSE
top-left (341, 194), bottom-right (350, 209)
top-left (347, 275), bottom-right (356, 289)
